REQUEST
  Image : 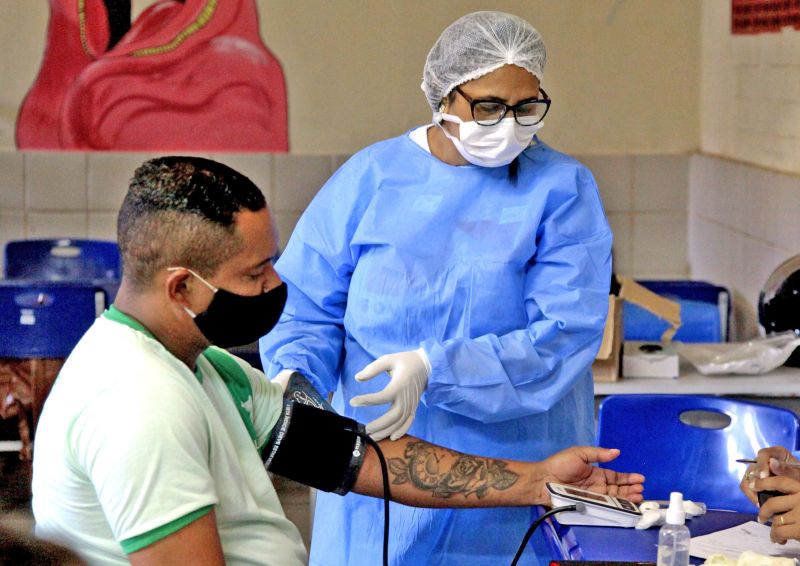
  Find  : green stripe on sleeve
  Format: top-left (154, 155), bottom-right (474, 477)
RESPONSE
top-left (120, 505), bottom-right (214, 554)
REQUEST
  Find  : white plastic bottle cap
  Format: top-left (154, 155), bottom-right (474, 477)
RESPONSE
top-left (666, 491), bottom-right (686, 525)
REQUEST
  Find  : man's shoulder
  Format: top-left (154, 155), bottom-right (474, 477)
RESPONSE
top-left (68, 317), bottom-right (182, 373)
top-left (55, 317), bottom-right (197, 408)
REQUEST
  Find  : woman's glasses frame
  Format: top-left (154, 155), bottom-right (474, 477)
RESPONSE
top-left (454, 86), bottom-right (551, 126)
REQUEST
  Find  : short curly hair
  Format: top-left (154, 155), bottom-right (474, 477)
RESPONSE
top-left (117, 156), bottom-right (267, 288)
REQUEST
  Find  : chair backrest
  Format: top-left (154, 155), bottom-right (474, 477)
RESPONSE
top-left (597, 394), bottom-right (800, 512)
top-left (4, 239), bottom-right (121, 281)
top-left (536, 507), bottom-right (584, 561)
top-left (0, 281), bottom-right (105, 358)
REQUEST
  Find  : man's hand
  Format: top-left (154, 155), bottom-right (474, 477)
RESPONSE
top-left (536, 446), bottom-right (645, 505)
top-left (350, 349), bottom-right (430, 441)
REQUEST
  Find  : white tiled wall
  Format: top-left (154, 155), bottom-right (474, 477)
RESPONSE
top-left (0, 211), bottom-right (24, 258)
top-left (701, 1), bottom-right (800, 175)
top-left (26, 153), bottom-right (88, 211)
top-left (0, 151), bottom-right (350, 274)
top-left (87, 152), bottom-right (156, 211)
top-left (578, 154), bottom-right (690, 279)
top-left (688, 154), bottom-right (800, 340)
top-left (0, 153), bottom-right (24, 209)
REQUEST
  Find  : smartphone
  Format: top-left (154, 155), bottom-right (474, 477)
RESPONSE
top-left (758, 490), bottom-right (782, 507)
top-left (739, 459), bottom-right (783, 507)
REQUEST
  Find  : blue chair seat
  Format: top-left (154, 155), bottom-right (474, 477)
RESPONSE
top-left (597, 394), bottom-right (800, 512)
top-left (0, 281), bottom-right (106, 359)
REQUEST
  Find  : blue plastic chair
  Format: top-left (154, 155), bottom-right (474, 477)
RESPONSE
top-left (536, 506), bottom-right (584, 560)
top-left (0, 281), bottom-right (105, 358)
top-left (597, 394), bottom-right (800, 512)
top-left (513, 506), bottom-right (584, 563)
top-left (4, 239), bottom-right (121, 281)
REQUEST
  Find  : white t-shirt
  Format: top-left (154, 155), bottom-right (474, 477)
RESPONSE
top-left (32, 310), bottom-right (307, 566)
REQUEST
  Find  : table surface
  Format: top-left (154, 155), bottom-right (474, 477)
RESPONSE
top-left (563, 510), bottom-right (758, 563)
top-left (595, 366), bottom-right (800, 397)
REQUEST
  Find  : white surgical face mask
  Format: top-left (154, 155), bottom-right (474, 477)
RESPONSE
top-left (433, 111), bottom-right (543, 168)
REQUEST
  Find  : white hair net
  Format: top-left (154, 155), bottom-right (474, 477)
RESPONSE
top-left (421, 11), bottom-right (546, 111)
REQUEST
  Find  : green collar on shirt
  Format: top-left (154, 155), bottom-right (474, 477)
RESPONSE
top-left (102, 305), bottom-right (203, 382)
top-left (103, 304), bottom-right (155, 338)
top-left (102, 305), bottom-right (258, 445)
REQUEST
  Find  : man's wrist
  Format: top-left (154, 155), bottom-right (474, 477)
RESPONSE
top-left (526, 461), bottom-right (548, 506)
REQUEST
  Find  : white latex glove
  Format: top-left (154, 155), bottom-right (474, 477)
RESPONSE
top-left (683, 499), bottom-right (707, 517)
top-left (272, 369), bottom-right (295, 392)
top-left (635, 508), bottom-right (665, 530)
top-left (349, 348), bottom-right (431, 441)
top-left (635, 499), bottom-right (707, 529)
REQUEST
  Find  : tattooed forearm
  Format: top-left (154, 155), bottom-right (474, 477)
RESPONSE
top-left (387, 440), bottom-right (518, 499)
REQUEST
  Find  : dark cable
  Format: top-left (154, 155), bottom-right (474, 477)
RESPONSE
top-left (362, 435), bottom-right (391, 566)
top-left (510, 503), bottom-right (581, 566)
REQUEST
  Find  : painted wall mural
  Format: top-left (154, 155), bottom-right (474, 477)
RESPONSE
top-left (16, 0), bottom-right (288, 151)
top-left (732, 0), bottom-right (800, 34)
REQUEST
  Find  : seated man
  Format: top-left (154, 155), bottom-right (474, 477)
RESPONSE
top-left (32, 156), bottom-right (644, 566)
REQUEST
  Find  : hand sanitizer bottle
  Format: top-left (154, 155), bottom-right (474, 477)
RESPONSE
top-left (656, 492), bottom-right (690, 566)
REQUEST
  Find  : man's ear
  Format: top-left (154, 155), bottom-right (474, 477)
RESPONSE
top-left (165, 269), bottom-right (193, 305)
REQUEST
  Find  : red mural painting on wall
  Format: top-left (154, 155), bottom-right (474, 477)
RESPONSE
top-left (732, 0), bottom-right (800, 34)
top-left (16, 0), bottom-right (288, 151)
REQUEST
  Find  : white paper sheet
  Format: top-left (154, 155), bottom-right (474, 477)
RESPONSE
top-left (690, 521), bottom-right (800, 560)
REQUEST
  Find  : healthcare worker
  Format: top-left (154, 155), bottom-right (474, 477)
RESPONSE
top-left (261, 11), bottom-right (613, 566)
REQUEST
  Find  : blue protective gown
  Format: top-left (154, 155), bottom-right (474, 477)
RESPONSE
top-left (260, 131), bottom-right (612, 566)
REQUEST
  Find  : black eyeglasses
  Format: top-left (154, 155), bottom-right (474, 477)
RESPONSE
top-left (454, 86), bottom-right (551, 126)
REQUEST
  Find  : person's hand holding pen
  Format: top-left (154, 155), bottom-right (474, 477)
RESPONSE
top-left (738, 447), bottom-right (800, 544)
top-left (739, 447), bottom-right (800, 504)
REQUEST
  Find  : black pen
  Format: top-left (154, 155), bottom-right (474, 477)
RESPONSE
top-left (737, 458), bottom-right (800, 468)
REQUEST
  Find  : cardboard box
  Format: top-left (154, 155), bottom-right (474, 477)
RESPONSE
top-left (592, 276), bottom-right (682, 382)
top-left (593, 295), bottom-right (623, 382)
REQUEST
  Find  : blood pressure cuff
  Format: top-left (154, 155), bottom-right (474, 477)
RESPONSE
top-left (262, 373), bottom-right (366, 495)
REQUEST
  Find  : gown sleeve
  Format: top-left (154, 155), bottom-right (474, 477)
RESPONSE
top-left (259, 152), bottom-right (375, 396)
top-left (421, 166), bottom-right (613, 423)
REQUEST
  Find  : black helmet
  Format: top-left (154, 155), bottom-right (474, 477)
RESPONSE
top-left (758, 254), bottom-right (800, 367)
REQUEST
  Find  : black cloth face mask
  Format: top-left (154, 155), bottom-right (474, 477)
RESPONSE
top-left (170, 267), bottom-right (287, 348)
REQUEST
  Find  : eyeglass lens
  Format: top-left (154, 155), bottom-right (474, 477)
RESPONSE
top-left (473, 100), bottom-right (548, 126)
